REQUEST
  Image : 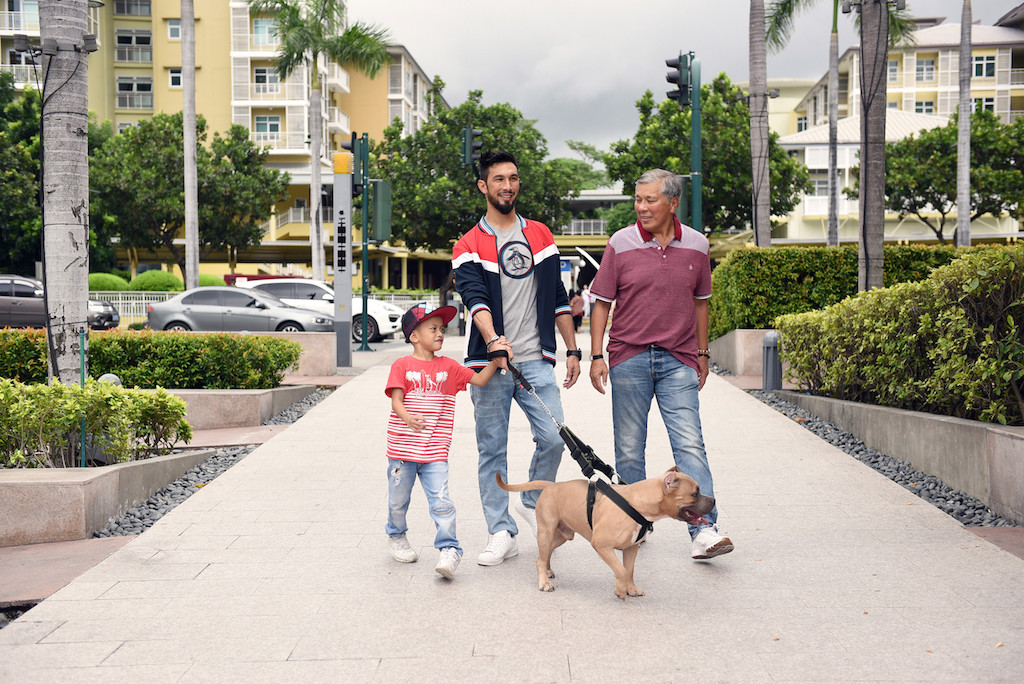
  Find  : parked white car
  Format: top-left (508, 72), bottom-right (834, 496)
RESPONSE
top-left (235, 278), bottom-right (403, 342)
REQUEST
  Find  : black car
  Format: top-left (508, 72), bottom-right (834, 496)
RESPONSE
top-left (0, 274), bottom-right (120, 330)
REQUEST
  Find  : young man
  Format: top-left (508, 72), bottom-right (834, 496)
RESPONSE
top-left (452, 151), bottom-right (581, 566)
top-left (588, 169), bottom-right (733, 560)
top-left (384, 302), bottom-right (511, 579)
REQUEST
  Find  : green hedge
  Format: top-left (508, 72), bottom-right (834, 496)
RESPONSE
top-left (776, 245), bottom-right (1024, 425)
top-left (88, 272), bottom-right (130, 290)
top-left (709, 245), bottom-right (962, 340)
top-left (129, 270), bottom-right (184, 291)
top-left (0, 330), bottom-right (302, 389)
top-left (0, 378), bottom-right (192, 468)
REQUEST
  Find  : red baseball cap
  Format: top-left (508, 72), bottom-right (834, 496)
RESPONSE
top-left (401, 302), bottom-right (458, 342)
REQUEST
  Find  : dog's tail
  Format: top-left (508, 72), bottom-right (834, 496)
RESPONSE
top-left (496, 472), bottom-right (553, 492)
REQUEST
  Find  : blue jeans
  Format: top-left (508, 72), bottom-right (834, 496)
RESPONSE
top-left (470, 359), bottom-right (565, 535)
top-left (385, 459), bottom-right (461, 554)
top-left (609, 347), bottom-right (717, 538)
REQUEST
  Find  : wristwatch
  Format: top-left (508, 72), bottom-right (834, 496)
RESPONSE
top-left (697, 348), bottom-right (711, 358)
top-left (566, 349), bottom-right (582, 359)
top-left (591, 354), bottom-right (604, 361)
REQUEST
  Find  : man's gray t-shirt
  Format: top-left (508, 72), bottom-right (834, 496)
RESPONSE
top-left (495, 223), bottom-right (541, 362)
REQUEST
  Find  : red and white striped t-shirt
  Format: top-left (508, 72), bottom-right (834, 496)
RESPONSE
top-left (385, 355), bottom-right (475, 463)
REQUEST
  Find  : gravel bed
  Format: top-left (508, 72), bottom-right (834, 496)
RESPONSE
top-left (91, 387), bottom-right (334, 539)
top-left (713, 365), bottom-right (1018, 528)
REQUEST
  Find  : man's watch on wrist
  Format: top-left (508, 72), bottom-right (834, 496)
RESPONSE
top-left (591, 354), bottom-right (604, 361)
top-left (566, 349), bottom-right (582, 359)
top-left (697, 348), bottom-right (711, 358)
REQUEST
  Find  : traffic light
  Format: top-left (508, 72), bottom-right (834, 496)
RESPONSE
top-left (340, 133), bottom-right (363, 197)
top-left (462, 126), bottom-right (483, 166)
top-left (666, 53), bottom-right (691, 109)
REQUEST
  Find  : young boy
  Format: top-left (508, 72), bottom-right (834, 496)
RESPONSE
top-left (385, 301), bottom-right (510, 579)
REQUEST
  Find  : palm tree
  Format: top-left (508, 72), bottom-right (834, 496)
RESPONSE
top-left (39, 0), bottom-right (90, 384)
top-left (248, 0), bottom-right (389, 281)
top-left (182, 0), bottom-right (198, 289)
top-left (858, 0), bottom-right (888, 290)
top-left (750, 0), bottom-right (772, 247)
top-left (767, 0), bottom-right (916, 249)
top-left (956, 0), bottom-right (972, 247)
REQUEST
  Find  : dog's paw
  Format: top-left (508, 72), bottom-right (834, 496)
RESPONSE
top-left (626, 585), bottom-right (645, 597)
top-left (539, 580), bottom-right (555, 592)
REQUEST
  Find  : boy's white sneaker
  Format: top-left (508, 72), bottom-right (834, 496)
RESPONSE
top-left (691, 527), bottom-right (734, 559)
top-left (386, 534), bottom-right (418, 563)
top-left (435, 547), bottom-right (462, 579)
top-left (477, 530), bottom-right (518, 566)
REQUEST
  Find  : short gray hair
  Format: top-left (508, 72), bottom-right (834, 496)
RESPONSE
top-left (635, 169), bottom-right (681, 200)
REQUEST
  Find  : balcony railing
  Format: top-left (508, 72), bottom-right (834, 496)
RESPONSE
top-left (324, 62), bottom-right (349, 93)
top-left (802, 196), bottom-right (855, 216)
top-left (560, 219), bottom-right (608, 236)
top-left (116, 93), bottom-right (153, 110)
top-left (244, 81), bottom-right (305, 100)
top-left (0, 63), bottom-right (38, 86)
top-left (1, 10), bottom-right (40, 32)
top-left (1011, 69), bottom-right (1024, 86)
top-left (250, 131), bottom-right (307, 150)
top-left (246, 34), bottom-right (280, 51)
top-left (326, 106), bottom-right (349, 134)
top-left (115, 45), bottom-right (153, 63)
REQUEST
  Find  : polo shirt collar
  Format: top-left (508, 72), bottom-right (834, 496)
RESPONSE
top-left (636, 215), bottom-right (683, 243)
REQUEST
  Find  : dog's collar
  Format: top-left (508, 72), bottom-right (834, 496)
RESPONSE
top-left (587, 480), bottom-right (654, 545)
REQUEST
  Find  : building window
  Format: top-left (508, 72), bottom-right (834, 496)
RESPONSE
top-left (973, 55), bottom-right (996, 78)
top-left (916, 58), bottom-right (935, 82)
top-left (973, 97), bottom-right (995, 112)
top-left (169, 68), bottom-right (181, 88)
top-left (253, 115), bottom-right (281, 142)
top-left (116, 76), bottom-right (153, 109)
top-left (253, 18), bottom-right (278, 46)
top-left (914, 100), bottom-right (935, 114)
top-left (388, 63), bottom-right (402, 95)
top-left (887, 101), bottom-right (898, 109)
top-left (115, 30), bottom-right (152, 62)
top-left (887, 60), bottom-right (898, 82)
top-left (812, 179), bottom-right (830, 197)
top-left (168, 19), bottom-right (181, 40)
top-left (796, 115), bottom-right (807, 132)
top-left (116, 121), bottom-right (137, 133)
top-left (114, 0), bottom-right (151, 16)
top-left (254, 67), bottom-right (280, 94)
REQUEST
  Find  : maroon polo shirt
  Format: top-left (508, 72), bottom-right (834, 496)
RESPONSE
top-left (590, 216), bottom-right (712, 371)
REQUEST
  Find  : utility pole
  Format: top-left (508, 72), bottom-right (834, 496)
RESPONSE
top-left (666, 51), bottom-right (702, 233)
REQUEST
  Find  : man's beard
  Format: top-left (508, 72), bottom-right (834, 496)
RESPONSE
top-left (488, 191), bottom-right (516, 215)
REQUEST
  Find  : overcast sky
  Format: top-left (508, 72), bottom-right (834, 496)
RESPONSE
top-left (347, 0), bottom-right (1020, 160)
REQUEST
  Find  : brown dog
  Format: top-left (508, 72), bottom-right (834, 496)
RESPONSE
top-left (497, 466), bottom-right (715, 599)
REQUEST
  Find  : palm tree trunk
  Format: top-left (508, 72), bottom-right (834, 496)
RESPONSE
top-left (858, 0), bottom-right (888, 291)
top-left (182, 0), bottom-right (199, 288)
top-left (956, 0), bottom-right (972, 248)
top-left (40, 0), bottom-right (90, 384)
top-left (827, 1), bottom-right (840, 246)
top-left (309, 62), bottom-right (325, 281)
top-left (749, 0), bottom-right (771, 247)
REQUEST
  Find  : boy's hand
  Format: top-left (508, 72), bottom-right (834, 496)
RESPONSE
top-left (404, 414), bottom-right (426, 431)
top-left (493, 339), bottom-right (513, 361)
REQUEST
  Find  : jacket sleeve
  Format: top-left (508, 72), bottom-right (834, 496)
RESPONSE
top-left (452, 233), bottom-right (492, 321)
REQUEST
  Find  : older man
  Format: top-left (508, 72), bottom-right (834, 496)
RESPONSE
top-left (588, 169), bottom-right (732, 560)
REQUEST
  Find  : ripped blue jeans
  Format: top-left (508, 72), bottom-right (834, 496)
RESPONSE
top-left (385, 459), bottom-right (461, 553)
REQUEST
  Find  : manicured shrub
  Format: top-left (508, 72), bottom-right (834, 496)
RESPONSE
top-left (709, 244), bottom-right (963, 340)
top-left (199, 273), bottom-right (226, 286)
top-left (128, 270), bottom-right (184, 291)
top-left (776, 245), bottom-right (1023, 425)
top-left (88, 272), bottom-right (130, 290)
top-left (0, 330), bottom-right (47, 383)
top-left (0, 378), bottom-right (191, 468)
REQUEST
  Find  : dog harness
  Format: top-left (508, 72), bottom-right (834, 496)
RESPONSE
top-left (587, 479), bottom-right (655, 545)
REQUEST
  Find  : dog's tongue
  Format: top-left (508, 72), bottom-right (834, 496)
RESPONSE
top-left (695, 516), bottom-right (710, 526)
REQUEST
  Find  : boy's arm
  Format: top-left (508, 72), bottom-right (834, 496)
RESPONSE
top-left (469, 340), bottom-right (512, 386)
top-left (391, 389), bottom-right (425, 431)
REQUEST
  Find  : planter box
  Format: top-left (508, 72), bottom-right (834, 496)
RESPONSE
top-left (710, 328), bottom-right (773, 376)
top-left (0, 449), bottom-right (214, 547)
top-left (168, 384), bottom-right (317, 430)
top-left (777, 390), bottom-right (1024, 525)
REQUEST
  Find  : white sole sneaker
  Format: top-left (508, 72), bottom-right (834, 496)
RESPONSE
top-left (512, 498), bottom-right (538, 537)
top-left (477, 532), bottom-right (518, 566)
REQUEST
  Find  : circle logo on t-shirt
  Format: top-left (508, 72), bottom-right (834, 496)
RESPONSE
top-left (499, 241), bottom-right (534, 279)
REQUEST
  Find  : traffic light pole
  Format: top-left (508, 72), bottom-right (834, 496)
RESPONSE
top-left (690, 56), bottom-right (702, 234)
top-left (332, 153), bottom-right (354, 367)
top-left (359, 132), bottom-right (372, 351)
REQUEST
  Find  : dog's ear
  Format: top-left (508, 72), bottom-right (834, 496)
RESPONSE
top-left (664, 471), bottom-right (680, 492)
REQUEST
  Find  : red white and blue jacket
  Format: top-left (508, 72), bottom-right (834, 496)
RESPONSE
top-left (452, 214), bottom-right (571, 370)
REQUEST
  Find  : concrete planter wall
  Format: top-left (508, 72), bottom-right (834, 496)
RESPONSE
top-left (778, 390), bottom-right (1024, 525)
top-left (168, 385), bottom-right (316, 430)
top-left (709, 328), bottom-right (773, 377)
top-left (0, 449), bottom-right (213, 547)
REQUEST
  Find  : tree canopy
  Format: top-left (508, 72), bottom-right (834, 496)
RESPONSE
top-left (90, 112), bottom-right (289, 275)
top-left (849, 110), bottom-right (1024, 244)
top-left (373, 83), bottom-right (579, 252)
top-left (604, 73), bottom-right (810, 234)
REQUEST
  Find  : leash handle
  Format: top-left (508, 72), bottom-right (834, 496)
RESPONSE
top-left (498, 356), bottom-right (533, 392)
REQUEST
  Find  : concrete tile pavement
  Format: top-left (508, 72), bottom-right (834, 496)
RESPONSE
top-left (3, 338), bottom-right (1024, 682)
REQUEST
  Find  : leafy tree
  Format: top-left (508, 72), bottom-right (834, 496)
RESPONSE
top-left (373, 84), bottom-right (578, 252)
top-left (597, 201), bottom-right (638, 236)
top-left (605, 74), bottom-right (810, 234)
top-left (91, 112), bottom-right (289, 277)
top-left (849, 110), bottom-right (1024, 244)
top-left (248, 0), bottom-right (390, 281)
top-left (0, 131), bottom-right (39, 274)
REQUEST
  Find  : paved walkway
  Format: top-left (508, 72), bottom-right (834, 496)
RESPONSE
top-left (3, 338), bottom-right (1024, 682)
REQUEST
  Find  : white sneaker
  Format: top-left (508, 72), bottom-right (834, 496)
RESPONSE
top-left (435, 547), bottom-right (462, 579)
top-left (512, 498), bottom-right (538, 537)
top-left (386, 534), bottom-right (418, 563)
top-left (691, 527), bottom-right (734, 559)
top-left (477, 530), bottom-right (518, 566)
